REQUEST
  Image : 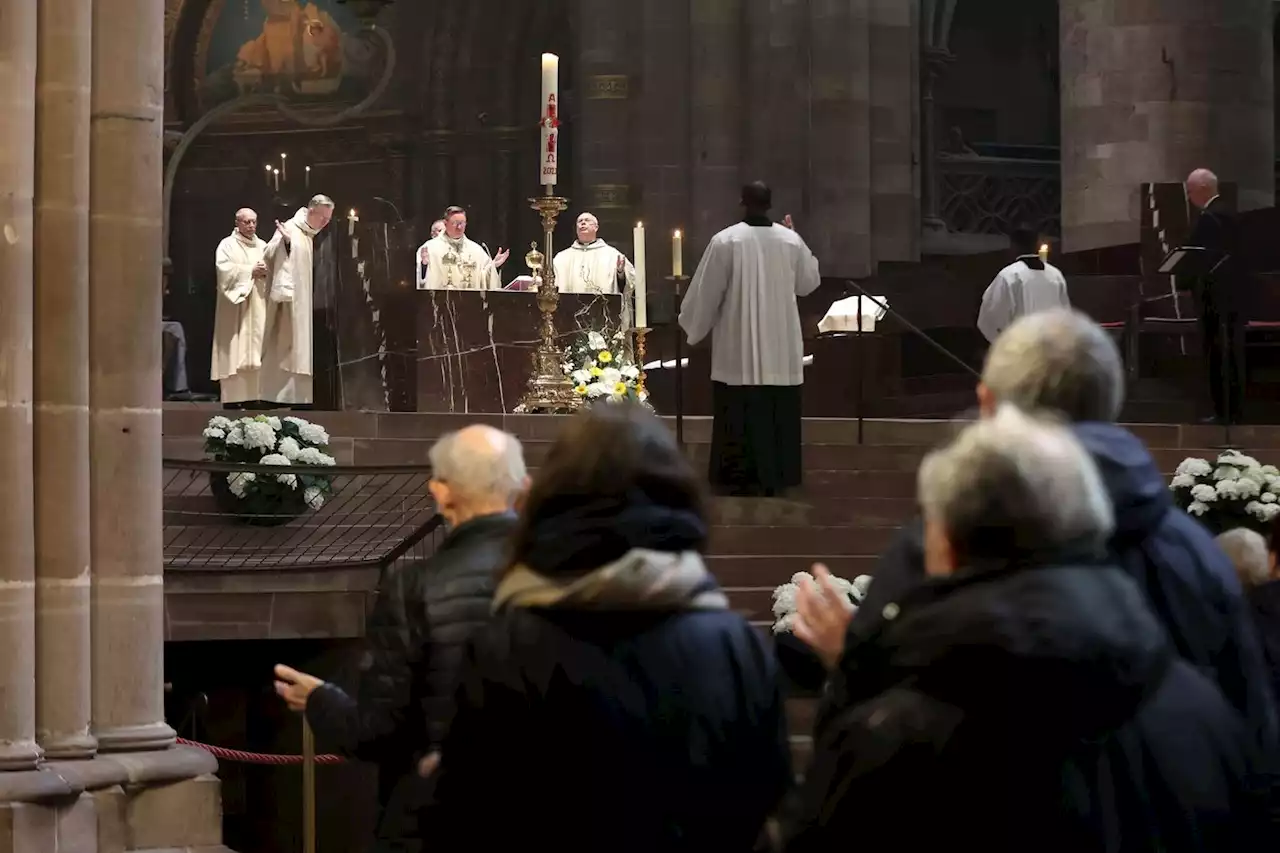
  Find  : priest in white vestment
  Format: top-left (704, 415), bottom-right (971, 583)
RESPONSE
top-left (212, 208), bottom-right (271, 404)
top-left (417, 205), bottom-right (509, 290)
top-left (553, 212), bottom-right (636, 295)
top-left (258, 193), bottom-right (335, 405)
top-left (977, 226), bottom-right (1070, 343)
top-left (679, 182), bottom-right (821, 496)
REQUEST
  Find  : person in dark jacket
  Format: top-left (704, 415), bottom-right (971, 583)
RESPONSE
top-left (431, 404), bottom-right (792, 853)
top-left (795, 309), bottom-right (1277, 755)
top-left (1242, 523), bottom-right (1280, 715)
top-left (786, 407), bottom-right (1272, 852)
top-left (273, 424), bottom-right (528, 852)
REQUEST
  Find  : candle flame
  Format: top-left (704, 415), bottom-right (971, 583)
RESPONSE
top-left (264, 164), bottom-right (272, 171)
top-left (273, 168), bottom-right (279, 175)
top-left (1040, 244), bottom-right (1049, 252)
top-left (349, 209), bottom-right (356, 217)
top-left (305, 165), bottom-right (311, 171)
top-left (674, 230), bottom-right (681, 237)
top-left (281, 153), bottom-right (287, 159)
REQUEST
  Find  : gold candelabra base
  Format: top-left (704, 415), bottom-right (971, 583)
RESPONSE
top-left (633, 327), bottom-right (652, 407)
top-left (515, 190), bottom-right (580, 414)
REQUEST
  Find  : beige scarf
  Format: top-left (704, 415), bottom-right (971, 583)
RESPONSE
top-left (494, 549), bottom-right (729, 612)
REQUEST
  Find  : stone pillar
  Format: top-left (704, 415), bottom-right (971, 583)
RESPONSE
top-left (870, 0), bottom-right (921, 262)
top-left (920, 0), bottom-right (957, 232)
top-left (88, 0), bottom-right (175, 752)
top-left (34, 0), bottom-right (97, 761)
top-left (577, 0), bottom-right (635, 251)
top-left (808, 0), bottom-right (873, 277)
top-left (639, 0), bottom-right (691, 276)
top-left (0, 0), bottom-right (42, 774)
top-left (688, 0), bottom-right (743, 252)
top-left (743, 0), bottom-right (807, 219)
top-left (1060, 0), bottom-right (1275, 251)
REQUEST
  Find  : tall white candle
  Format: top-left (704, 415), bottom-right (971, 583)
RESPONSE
top-left (348, 209), bottom-right (357, 237)
top-left (672, 230), bottom-right (683, 278)
top-left (273, 168), bottom-right (280, 192)
top-left (305, 165), bottom-right (311, 189)
top-left (280, 152), bottom-right (288, 182)
top-left (540, 53), bottom-right (559, 187)
top-left (633, 222), bottom-right (647, 328)
top-left (264, 164), bottom-right (272, 187)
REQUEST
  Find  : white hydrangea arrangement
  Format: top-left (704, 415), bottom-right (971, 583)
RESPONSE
top-left (1170, 450), bottom-right (1280, 534)
top-left (202, 414), bottom-right (338, 517)
top-left (772, 571), bottom-right (873, 634)
top-left (562, 329), bottom-right (645, 404)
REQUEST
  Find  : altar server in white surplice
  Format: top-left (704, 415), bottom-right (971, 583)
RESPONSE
top-left (418, 206), bottom-right (510, 290)
top-left (212, 208), bottom-right (270, 404)
top-left (553, 212), bottom-right (637, 295)
top-left (977, 225), bottom-right (1070, 343)
top-left (414, 217), bottom-right (446, 288)
top-left (679, 181), bottom-right (821, 497)
top-left (257, 193), bottom-right (334, 405)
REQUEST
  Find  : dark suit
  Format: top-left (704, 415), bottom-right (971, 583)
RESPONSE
top-left (1186, 196), bottom-right (1244, 422)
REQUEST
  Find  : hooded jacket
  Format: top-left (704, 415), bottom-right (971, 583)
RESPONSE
top-left (843, 422), bottom-right (1277, 754)
top-left (786, 559), bottom-right (1273, 852)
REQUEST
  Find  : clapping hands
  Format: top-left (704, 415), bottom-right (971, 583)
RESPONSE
top-left (792, 563), bottom-right (856, 670)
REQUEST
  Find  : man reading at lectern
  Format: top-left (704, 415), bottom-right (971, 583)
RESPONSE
top-left (418, 206), bottom-right (509, 290)
top-left (679, 181), bottom-right (821, 497)
top-left (1185, 168), bottom-right (1244, 425)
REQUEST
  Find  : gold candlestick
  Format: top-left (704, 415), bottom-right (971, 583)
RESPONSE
top-left (515, 191), bottom-right (579, 413)
top-left (633, 326), bottom-right (653, 408)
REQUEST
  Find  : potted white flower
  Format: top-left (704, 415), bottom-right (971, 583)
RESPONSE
top-left (771, 571), bottom-right (873, 694)
top-left (563, 328), bottom-right (647, 405)
top-left (1170, 450), bottom-right (1280, 534)
top-left (202, 414), bottom-right (338, 526)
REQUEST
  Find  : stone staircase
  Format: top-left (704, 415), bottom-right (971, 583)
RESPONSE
top-left (160, 406), bottom-right (1280, 772)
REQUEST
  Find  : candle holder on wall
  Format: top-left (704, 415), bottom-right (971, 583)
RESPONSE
top-left (515, 190), bottom-right (579, 414)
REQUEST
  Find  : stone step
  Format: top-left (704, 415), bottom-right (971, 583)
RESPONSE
top-left (706, 555), bottom-right (875, 587)
top-left (709, 525), bottom-right (897, 557)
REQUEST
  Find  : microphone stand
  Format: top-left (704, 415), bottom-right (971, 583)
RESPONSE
top-left (842, 279), bottom-right (982, 379)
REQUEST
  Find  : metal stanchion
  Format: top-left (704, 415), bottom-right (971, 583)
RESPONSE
top-left (303, 720), bottom-right (316, 853)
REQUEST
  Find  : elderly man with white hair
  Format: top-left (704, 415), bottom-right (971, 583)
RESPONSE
top-left (272, 424), bottom-right (527, 852)
top-left (785, 408), bottom-right (1272, 851)
top-left (793, 308), bottom-right (1276, 756)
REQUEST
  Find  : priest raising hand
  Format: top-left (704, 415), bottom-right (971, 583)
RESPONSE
top-left (493, 247), bottom-right (511, 268)
top-left (552, 211), bottom-right (637, 295)
top-left (274, 220), bottom-right (291, 248)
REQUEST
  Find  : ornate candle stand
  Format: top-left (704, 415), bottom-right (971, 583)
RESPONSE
top-left (632, 327), bottom-right (652, 404)
top-left (515, 191), bottom-right (579, 413)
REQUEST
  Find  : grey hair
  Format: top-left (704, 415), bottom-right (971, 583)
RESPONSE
top-left (308, 194), bottom-right (336, 210)
top-left (428, 425), bottom-right (526, 502)
top-left (918, 405), bottom-right (1114, 561)
top-left (1216, 528), bottom-right (1270, 587)
top-left (982, 308), bottom-right (1125, 423)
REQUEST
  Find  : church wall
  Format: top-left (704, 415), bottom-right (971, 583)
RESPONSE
top-left (576, 0), bottom-right (921, 282)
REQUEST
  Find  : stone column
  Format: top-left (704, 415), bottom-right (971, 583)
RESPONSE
top-left (808, 0), bottom-right (873, 277)
top-left (1060, 0), bottom-right (1275, 251)
top-left (33, 0), bottom-right (97, 762)
top-left (639, 0), bottom-right (691, 276)
top-left (688, 0), bottom-right (743, 252)
top-left (577, 0), bottom-right (635, 251)
top-left (88, 0), bottom-right (175, 752)
top-left (744, 0), bottom-right (807, 219)
top-left (919, 0), bottom-right (957, 232)
top-left (0, 0), bottom-right (42, 774)
top-left (870, 0), bottom-right (921, 262)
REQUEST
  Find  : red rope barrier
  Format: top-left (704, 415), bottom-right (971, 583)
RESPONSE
top-left (177, 737), bottom-right (347, 765)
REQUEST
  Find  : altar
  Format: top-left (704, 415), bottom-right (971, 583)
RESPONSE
top-left (415, 289), bottom-right (621, 413)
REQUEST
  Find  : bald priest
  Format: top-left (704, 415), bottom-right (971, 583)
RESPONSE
top-left (552, 212), bottom-right (637, 296)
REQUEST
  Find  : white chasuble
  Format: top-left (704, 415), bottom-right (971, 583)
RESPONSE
top-left (419, 235), bottom-right (501, 290)
top-left (211, 231), bottom-right (269, 404)
top-left (552, 240), bottom-right (635, 295)
top-left (679, 221), bottom-right (821, 386)
top-left (252, 207), bottom-right (318, 404)
top-left (977, 257), bottom-right (1071, 343)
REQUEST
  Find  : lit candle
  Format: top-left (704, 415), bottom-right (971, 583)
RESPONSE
top-left (1038, 242), bottom-right (1050, 263)
top-left (280, 152), bottom-right (288, 182)
top-left (272, 167), bottom-right (280, 192)
top-left (348, 208), bottom-right (357, 237)
top-left (305, 165), bottom-right (311, 190)
top-left (540, 53), bottom-right (559, 187)
top-left (672, 229), bottom-right (683, 278)
top-left (264, 164), bottom-right (272, 187)
top-left (633, 222), bottom-right (647, 328)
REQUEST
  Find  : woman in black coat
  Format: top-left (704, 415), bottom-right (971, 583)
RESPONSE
top-left (430, 404), bottom-right (791, 852)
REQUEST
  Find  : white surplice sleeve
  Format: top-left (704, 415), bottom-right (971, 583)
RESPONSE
top-left (215, 239), bottom-right (255, 305)
top-left (793, 239), bottom-right (821, 297)
top-left (1054, 268), bottom-right (1072, 308)
top-left (266, 227), bottom-right (295, 304)
top-left (679, 237), bottom-right (731, 346)
top-left (977, 273), bottom-right (1012, 343)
